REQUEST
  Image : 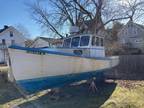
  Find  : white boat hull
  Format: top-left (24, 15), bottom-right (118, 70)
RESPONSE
top-left (8, 46), bottom-right (119, 93)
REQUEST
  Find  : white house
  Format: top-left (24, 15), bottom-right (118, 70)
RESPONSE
top-left (31, 37), bottom-right (63, 48)
top-left (0, 25), bottom-right (26, 63)
top-left (118, 20), bottom-right (144, 52)
top-left (0, 25), bottom-right (25, 47)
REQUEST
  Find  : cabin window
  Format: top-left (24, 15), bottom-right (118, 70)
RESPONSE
top-left (10, 31), bottom-right (13, 37)
top-left (63, 38), bottom-right (71, 48)
top-left (92, 37), bottom-right (99, 46)
top-left (92, 36), bottom-right (95, 46)
top-left (92, 37), bottom-right (104, 46)
top-left (96, 37), bottom-right (99, 46)
top-left (80, 36), bottom-right (90, 46)
top-left (100, 38), bottom-right (104, 46)
top-left (71, 37), bottom-right (80, 47)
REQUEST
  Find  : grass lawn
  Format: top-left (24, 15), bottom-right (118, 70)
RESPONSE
top-left (0, 80), bottom-right (144, 108)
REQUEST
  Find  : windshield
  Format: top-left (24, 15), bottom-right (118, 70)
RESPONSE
top-left (71, 37), bottom-right (80, 47)
top-left (80, 36), bottom-right (90, 46)
top-left (63, 38), bottom-right (71, 47)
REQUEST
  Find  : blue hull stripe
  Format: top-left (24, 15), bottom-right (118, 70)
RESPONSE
top-left (41, 47), bottom-right (105, 50)
top-left (9, 45), bottom-right (110, 60)
top-left (17, 70), bottom-right (106, 93)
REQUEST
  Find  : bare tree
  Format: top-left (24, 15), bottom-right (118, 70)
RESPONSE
top-left (15, 24), bottom-right (31, 38)
top-left (119, 0), bottom-right (144, 22)
top-left (111, 21), bottom-right (124, 41)
top-left (28, 2), bottom-right (64, 38)
top-left (28, 0), bottom-right (84, 38)
top-left (27, 0), bottom-right (144, 38)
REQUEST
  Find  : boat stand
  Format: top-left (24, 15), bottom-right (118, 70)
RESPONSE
top-left (89, 80), bottom-right (97, 93)
top-left (49, 88), bottom-right (61, 100)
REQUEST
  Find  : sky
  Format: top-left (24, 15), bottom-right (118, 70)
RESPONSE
top-left (0, 0), bottom-right (42, 38)
top-left (0, 0), bottom-right (143, 39)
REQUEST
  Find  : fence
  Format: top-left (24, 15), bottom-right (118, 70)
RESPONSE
top-left (104, 55), bottom-right (144, 80)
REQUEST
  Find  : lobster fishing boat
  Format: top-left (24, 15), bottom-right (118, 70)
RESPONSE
top-left (8, 34), bottom-right (119, 93)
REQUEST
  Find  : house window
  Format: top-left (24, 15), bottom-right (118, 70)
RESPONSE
top-left (134, 28), bottom-right (137, 35)
top-left (128, 24), bottom-right (132, 28)
top-left (2, 39), bottom-right (6, 45)
top-left (10, 31), bottom-right (13, 37)
top-left (128, 24), bottom-right (131, 28)
top-left (128, 28), bottom-right (131, 34)
top-left (11, 40), bottom-right (15, 45)
top-left (135, 39), bottom-right (142, 43)
top-left (125, 29), bottom-right (128, 35)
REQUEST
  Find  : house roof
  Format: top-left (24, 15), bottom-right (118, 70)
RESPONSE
top-left (0, 25), bottom-right (9, 34)
top-left (118, 20), bottom-right (144, 36)
top-left (38, 37), bottom-right (63, 43)
top-left (135, 23), bottom-right (144, 30)
top-left (33, 36), bottom-right (63, 45)
top-left (128, 20), bottom-right (144, 30)
top-left (38, 37), bottom-right (54, 42)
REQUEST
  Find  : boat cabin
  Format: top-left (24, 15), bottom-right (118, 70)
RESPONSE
top-left (62, 34), bottom-right (105, 57)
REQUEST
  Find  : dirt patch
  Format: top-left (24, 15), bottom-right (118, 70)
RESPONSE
top-left (0, 80), bottom-right (144, 108)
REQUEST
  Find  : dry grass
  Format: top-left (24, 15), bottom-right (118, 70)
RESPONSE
top-left (101, 80), bottom-right (144, 108)
top-left (0, 66), bottom-right (9, 72)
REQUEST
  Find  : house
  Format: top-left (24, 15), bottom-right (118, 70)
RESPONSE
top-left (0, 25), bottom-right (26, 47)
top-left (118, 20), bottom-right (144, 52)
top-left (31, 37), bottom-right (63, 48)
top-left (0, 25), bottom-right (26, 63)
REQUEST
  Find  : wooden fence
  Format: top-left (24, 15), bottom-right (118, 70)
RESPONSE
top-left (104, 55), bottom-right (144, 80)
